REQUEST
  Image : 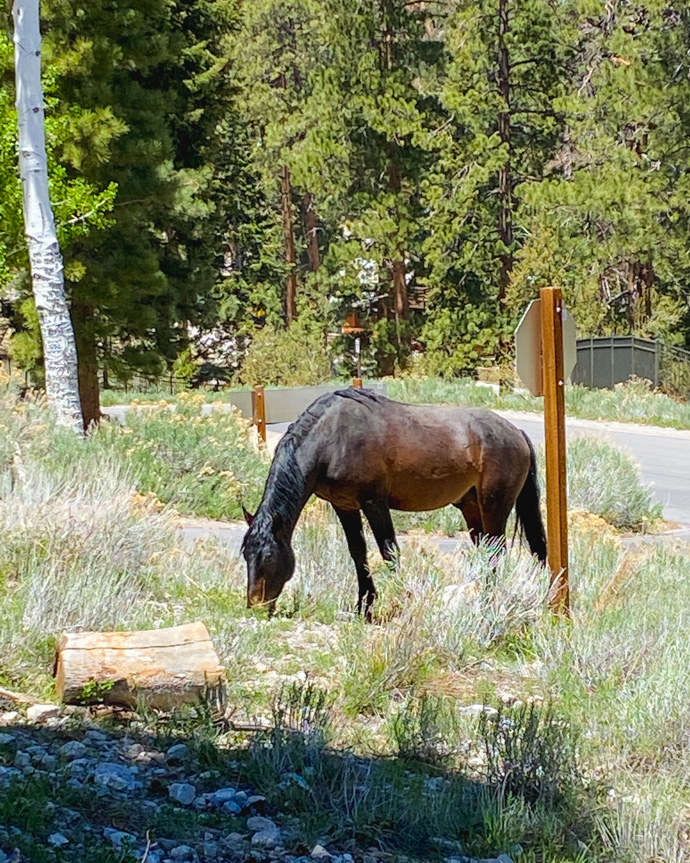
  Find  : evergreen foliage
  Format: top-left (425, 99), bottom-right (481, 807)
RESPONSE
top-left (2, 0), bottom-right (690, 399)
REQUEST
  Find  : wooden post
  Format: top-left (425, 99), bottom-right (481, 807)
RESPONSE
top-left (352, 378), bottom-right (363, 388)
top-left (252, 385), bottom-right (267, 446)
top-left (540, 287), bottom-right (569, 615)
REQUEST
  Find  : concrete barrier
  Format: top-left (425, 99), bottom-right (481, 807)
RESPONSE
top-left (226, 382), bottom-right (386, 423)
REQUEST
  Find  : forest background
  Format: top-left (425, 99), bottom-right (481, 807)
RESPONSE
top-left (2, 0), bottom-right (690, 424)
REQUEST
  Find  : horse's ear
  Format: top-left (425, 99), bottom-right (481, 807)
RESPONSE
top-left (243, 506), bottom-right (255, 527)
top-left (272, 512), bottom-right (284, 536)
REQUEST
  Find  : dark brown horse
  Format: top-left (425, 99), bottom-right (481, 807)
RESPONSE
top-left (242, 388), bottom-right (547, 617)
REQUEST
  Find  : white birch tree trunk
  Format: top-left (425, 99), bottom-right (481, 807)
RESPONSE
top-left (12, 0), bottom-right (84, 434)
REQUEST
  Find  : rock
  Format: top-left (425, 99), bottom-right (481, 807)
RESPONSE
top-left (222, 801), bottom-right (241, 815)
top-left (85, 729), bottom-right (109, 741)
top-left (209, 787), bottom-right (236, 805)
top-left (39, 753), bottom-right (57, 771)
top-left (170, 846), bottom-right (194, 861)
top-left (48, 833), bottom-right (69, 847)
top-left (60, 740), bottom-right (87, 759)
top-left (0, 711), bottom-right (19, 724)
top-left (94, 762), bottom-right (136, 792)
top-left (13, 752), bottom-right (30, 769)
top-left (26, 704), bottom-right (60, 723)
top-left (496, 856), bottom-right (514, 863)
top-left (203, 841), bottom-right (219, 859)
top-left (311, 845), bottom-right (331, 859)
top-left (234, 790), bottom-right (248, 806)
top-left (246, 795), bottom-right (266, 807)
top-left (0, 733), bottom-right (15, 745)
top-left (104, 828), bottom-right (137, 848)
top-left (169, 783), bottom-right (197, 806)
top-left (166, 743), bottom-right (188, 761)
top-left (248, 816), bottom-right (281, 847)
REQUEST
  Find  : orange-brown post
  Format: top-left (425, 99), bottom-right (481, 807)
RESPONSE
top-left (252, 385), bottom-right (267, 446)
top-left (540, 287), bottom-right (569, 615)
top-left (352, 378), bottom-right (363, 388)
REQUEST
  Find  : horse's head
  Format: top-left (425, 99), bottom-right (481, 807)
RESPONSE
top-left (242, 509), bottom-right (295, 612)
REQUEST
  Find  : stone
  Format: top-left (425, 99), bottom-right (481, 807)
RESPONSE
top-left (48, 833), bottom-right (69, 847)
top-left (169, 783), bottom-right (197, 806)
top-left (94, 762), bottom-right (136, 792)
top-left (0, 733), bottom-right (15, 745)
top-left (248, 816), bottom-right (281, 847)
top-left (311, 845), bottom-right (331, 859)
top-left (166, 743), bottom-right (188, 761)
top-left (203, 841), bottom-right (219, 859)
top-left (496, 856), bottom-right (514, 863)
top-left (85, 729), bottom-right (108, 742)
top-left (13, 752), bottom-right (30, 769)
top-left (104, 828), bottom-right (137, 848)
top-left (0, 711), bottom-right (19, 724)
top-left (39, 753), bottom-right (57, 771)
top-left (60, 740), bottom-right (87, 759)
top-left (222, 801), bottom-right (241, 815)
top-left (170, 846), bottom-right (194, 861)
top-left (209, 787), bottom-right (236, 805)
top-left (26, 704), bottom-right (60, 723)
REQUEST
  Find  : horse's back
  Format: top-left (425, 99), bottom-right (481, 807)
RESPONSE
top-left (310, 392), bottom-right (530, 512)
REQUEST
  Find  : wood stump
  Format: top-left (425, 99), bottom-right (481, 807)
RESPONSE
top-left (55, 622), bottom-right (225, 711)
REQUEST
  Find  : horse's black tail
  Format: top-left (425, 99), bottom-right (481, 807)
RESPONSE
top-left (515, 431), bottom-right (547, 564)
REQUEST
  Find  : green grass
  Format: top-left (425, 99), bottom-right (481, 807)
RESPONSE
top-left (386, 375), bottom-right (690, 430)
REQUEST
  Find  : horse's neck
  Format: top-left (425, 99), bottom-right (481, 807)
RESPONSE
top-left (261, 443), bottom-right (317, 537)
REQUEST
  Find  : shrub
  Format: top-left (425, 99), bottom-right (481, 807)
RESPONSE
top-left (560, 436), bottom-right (663, 530)
top-left (238, 319), bottom-right (332, 387)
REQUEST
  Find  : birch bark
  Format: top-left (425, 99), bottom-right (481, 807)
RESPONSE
top-left (13, 0), bottom-right (84, 434)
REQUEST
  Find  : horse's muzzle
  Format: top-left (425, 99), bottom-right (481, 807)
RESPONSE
top-left (246, 580), bottom-right (267, 609)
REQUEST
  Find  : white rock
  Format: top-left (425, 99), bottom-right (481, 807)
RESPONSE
top-left (26, 704), bottom-right (60, 723)
top-left (311, 845), bottom-right (332, 858)
top-left (48, 833), bottom-right (69, 847)
top-left (0, 711), bottom-right (20, 724)
top-left (169, 783), bottom-right (197, 806)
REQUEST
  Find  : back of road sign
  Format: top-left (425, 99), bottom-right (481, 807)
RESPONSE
top-left (515, 299), bottom-right (576, 396)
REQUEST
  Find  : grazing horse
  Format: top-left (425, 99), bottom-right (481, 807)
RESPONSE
top-left (242, 388), bottom-right (547, 617)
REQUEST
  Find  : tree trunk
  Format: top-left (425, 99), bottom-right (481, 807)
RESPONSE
top-left (280, 165), bottom-right (298, 323)
top-left (387, 162), bottom-right (409, 323)
top-left (71, 301), bottom-right (101, 430)
top-left (304, 193), bottom-right (320, 272)
top-left (497, 0), bottom-right (513, 300)
top-left (12, 0), bottom-right (83, 434)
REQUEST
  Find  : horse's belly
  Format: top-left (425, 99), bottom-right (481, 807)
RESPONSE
top-left (388, 475), bottom-right (473, 511)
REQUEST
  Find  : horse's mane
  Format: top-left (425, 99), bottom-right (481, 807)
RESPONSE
top-left (245, 389), bottom-right (381, 545)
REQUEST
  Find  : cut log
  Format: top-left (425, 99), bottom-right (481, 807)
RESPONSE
top-left (55, 622), bottom-right (226, 711)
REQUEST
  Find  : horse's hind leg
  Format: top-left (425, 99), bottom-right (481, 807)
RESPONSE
top-left (332, 505), bottom-right (377, 620)
top-left (455, 487), bottom-right (484, 546)
top-left (361, 498), bottom-right (399, 564)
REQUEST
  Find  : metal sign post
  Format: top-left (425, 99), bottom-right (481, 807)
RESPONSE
top-left (540, 287), bottom-right (570, 615)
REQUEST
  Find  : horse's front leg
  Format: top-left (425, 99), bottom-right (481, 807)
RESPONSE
top-left (332, 505), bottom-right (377, 621)
top-left (361, 498), bottom-right (399, 566)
